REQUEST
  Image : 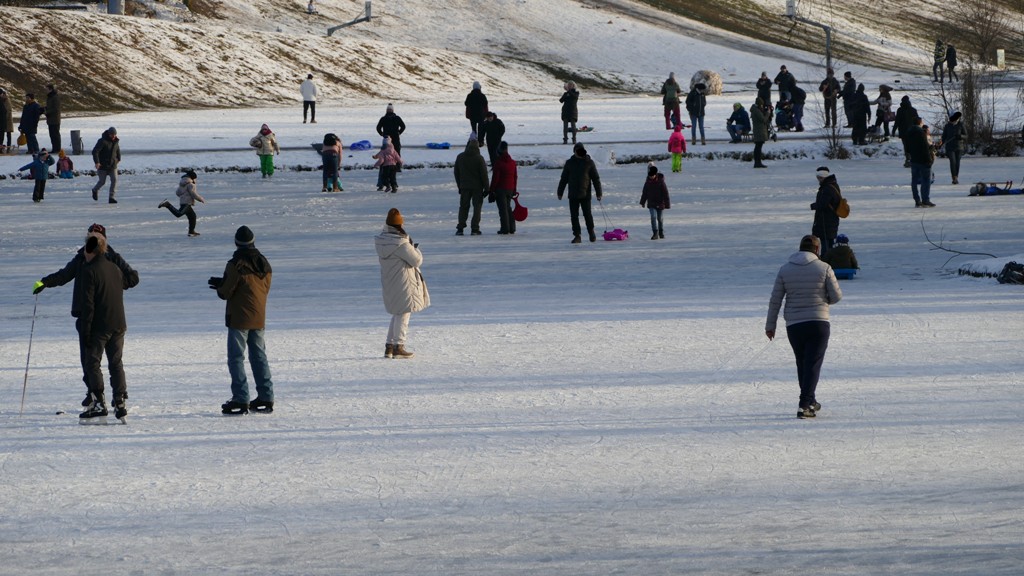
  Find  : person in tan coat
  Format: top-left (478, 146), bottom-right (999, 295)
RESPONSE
top-left (375, 209), bottom-right (430, 358)
top-left (210, 226), bottom-right (274, 414)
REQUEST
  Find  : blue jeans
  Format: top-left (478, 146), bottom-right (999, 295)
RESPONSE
top-left (648, 207), bottom-right (663, 233)
top-left (727, 125), bottom-right (746, 142)
top-left (227, 328), bottom-right (273, 403)
top-left (689, 114), bottom-right (705, 141)
top-left (911, 163), bottom-right (931, 204)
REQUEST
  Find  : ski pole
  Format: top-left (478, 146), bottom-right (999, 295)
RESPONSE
top-left (20, 294), bottom-right (39, 416)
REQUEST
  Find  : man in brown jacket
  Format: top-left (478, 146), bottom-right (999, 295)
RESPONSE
top-left (209, 226), bottom-right (274, 415)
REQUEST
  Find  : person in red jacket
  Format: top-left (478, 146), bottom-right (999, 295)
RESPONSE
top-left (489, 141), bottom-right (518, 234)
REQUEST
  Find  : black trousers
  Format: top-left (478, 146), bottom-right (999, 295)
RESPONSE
top-left (568, 197), bottom-right (594, 237)
top-left (163, 203), bottom-right (197, 233)
top-left (48, 122), bottom-right (61, 152)
top-left (494, 189), bottom-right (515, 234)
top-left (753, 141), bottom-right (765, 166)
top-left (303, 100), bottom-right (316, 122)
top-left (78, 322), bottom-right (127, 403)
top-left (32, 179), bottom-right (46, 202)
top-left (786, 321), bottom-right (830, 409)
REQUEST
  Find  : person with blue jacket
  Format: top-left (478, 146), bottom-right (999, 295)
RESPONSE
top-left (19, 148), bottom-right (54, 202)
top-left (726, 103), bottom-right (751, 143)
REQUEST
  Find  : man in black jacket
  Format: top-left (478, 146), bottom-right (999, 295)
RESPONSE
top-left (557, 142), bottom-right (603, 244)
top-left (76, 233), bottom-right (129, 422)
top-left (840, 72), bottom-right (856, 128)
top-left (375, 103), bottom-right (406, 155)
top-left (810, 166), bottom-right (842, 256)
top-left (818, 68), bottom-right (841, 128)
top-left (478, 111), bottom-right (505, 165)
top-left (45, 83), bottom-right (61, 153)
top-left (905, 118), bottom-right (935, 208)
top-left (892, 96), bottom-right (918, 168)
top-left (35, 223), bottom-right (139, 408)
top-left (17, 93), bottom-right (45, 154)
top-left (91, 126), bottom-right (121, 203)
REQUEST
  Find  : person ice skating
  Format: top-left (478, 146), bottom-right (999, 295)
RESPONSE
top-left (667, 122), bottom-right (687, 172)
top-left (18, 148), bottom-right (54, 202)
top-left (34, 223), bottom-right (139, 408)
top-left (375, 208), bottom-right (430, 359)
top-left (660, 72), bottom-right (682, 130)
top-left (373, 136), bottom-right (402, 193)
top-left (945, 43), bottom-right (959, 82)
top-left (465, 81), bottom-right (488, 138)
top-left (755, 71), bottom-right (773, 109)
top-left (320, 133), bottom-right (343, 191)
top-left (840, 71), bottom-right (856, 128)
top-left (44, 83), bottom-right (61, 153)
top-left (765, 234), bottom-right (842, 419)
top-left (76, 232), bottom-right (131, 423)
top-left (810, 166), bottom-right (842, 256)
top-left (250, 123), bottom-right (279, 178)
top-left (56, 148), bottom-right (73, 178)
top-left (376, 103), bottom-right (406, 155)
top-left (556, 142), bottom-right (603, 243)
top-left (639, 163), bottom-right (670, 239)
top-left (821, 234), bottom-right (859, 271)
top-left (850, 84), bottom-right (871, 145)
top-left (300, 74), bottom-right (317, 123)
top-left (818, 68), bottom-right (841, 128)
top-left (726, 102), bottom-right (751, 143)
top-left (774, 65), bottom-right (796, 103)
top-left (941, 111), bottom-right (967, 184)
top-left (932, 39), bottom-right (946, 82)
top-left (479, 111), bottom-right (505, 165)
top-left (209, 226), bottom-right (274, 415)
top-left (158, 170), bottom-right (205, 237)
top-left (906, 117), bottom-right (935, 207)
top-left (870, 85), bottom-right (894, 138)
top-left (685, 82), bottom-right (707, 145)
top-left (91, 126), bottom-right (120, 202)
top-left (751, 97), bottom-right (769, 168)
top-left (893, 95), bottom-right (918, 167)
top-left (0, 88), bottom-right (13, 150)
top-left (454, 137), bottom-right (489, 236)
top-left (490, 141), bottom-right (518, 235)
top-left (560, 81), bottom-right (579, 144)
top-left (17, 93), bottom-right (45, 154)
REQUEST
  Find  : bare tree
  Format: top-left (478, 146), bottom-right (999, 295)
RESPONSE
top-left (942, 0), bottom-right (1013, 65)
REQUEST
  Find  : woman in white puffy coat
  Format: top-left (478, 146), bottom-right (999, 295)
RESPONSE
top-left (375, 208), bottom-right (430, 359)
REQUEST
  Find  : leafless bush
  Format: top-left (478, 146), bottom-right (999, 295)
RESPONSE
top-left (940, 0), bottom-right (1013, 65)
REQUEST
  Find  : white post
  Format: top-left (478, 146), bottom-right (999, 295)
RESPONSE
top-left (785, 0), bottom-right (796, 18)
top-left (996, 49), bottom-right (1005, 70)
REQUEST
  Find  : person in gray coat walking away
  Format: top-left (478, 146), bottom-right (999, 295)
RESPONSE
top-left (765, 234), bottom-right (842, 419)
top-left (454, 139), bottom-right (489, 235)
top-left (91, 126), bottom-right (121, 203)
top-left (557, 142), bottom-right (603, 243)
top-left (376, 209), bottom-right (430, 359)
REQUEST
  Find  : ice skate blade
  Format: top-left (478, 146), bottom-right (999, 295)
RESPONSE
top-left (79, 415), bottom-right (108, 425)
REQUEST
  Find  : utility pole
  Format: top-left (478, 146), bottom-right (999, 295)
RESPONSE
top-left (327, 1), bottom-right (371, 36)
top-left (784, 0), bottom-right (832, 70)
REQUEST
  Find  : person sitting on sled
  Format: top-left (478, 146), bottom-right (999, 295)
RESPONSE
top-left (821, 234), bottom-right (859, 270)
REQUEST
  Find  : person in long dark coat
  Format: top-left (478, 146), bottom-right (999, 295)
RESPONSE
top-left (376, 103), bottom-right (406, 155)
top-left (850, 84), bottom-right (871, 145)
top-left (478, 111), bottom-right (505, 165)
top-left (464, 81), bottom-right (488, 140)
top-left (45, 83), bottom-right (61, 153)
top-left (810, 166), bottom-right (842, 256)
top-left (560, 81), bottom-right (579, 144)
top-left (751, 98), bottom-right (769, 168)
top-left (556, 142), bottom-right (603, 243)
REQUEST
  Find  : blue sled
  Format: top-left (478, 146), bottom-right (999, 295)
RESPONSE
top-left (833, 268), bottom-right (857, 280)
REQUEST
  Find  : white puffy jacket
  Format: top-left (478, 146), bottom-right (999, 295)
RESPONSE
top-left (765, 251), bottom-right (842, 332)
top-left (375, 226), bottom-right (430, 315)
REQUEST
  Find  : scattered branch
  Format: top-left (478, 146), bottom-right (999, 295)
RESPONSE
top-left (920, 217), bottom-right (996, 267)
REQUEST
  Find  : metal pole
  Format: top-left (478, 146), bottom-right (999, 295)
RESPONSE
top-left (20, 295), bottom-right (39, 416)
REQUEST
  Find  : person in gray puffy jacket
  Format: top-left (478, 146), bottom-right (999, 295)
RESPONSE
top-left (765, 235), bottom-right (842, 419)
top-left (159, 170), bottom-right (205, 236)
top-left (375, 208), bottom-right (430, 359)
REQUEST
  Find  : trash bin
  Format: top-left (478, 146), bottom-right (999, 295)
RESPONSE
top-left (70, 130), bottom-right (83, 155)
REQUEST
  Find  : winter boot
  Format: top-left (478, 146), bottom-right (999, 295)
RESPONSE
top-left (221, 400), bottom-right (249, 415)
top-left (384, 344), bottom-right (394, 359)
top-left (659, 230), bottom-right (665, 239)
top-left (651, 232), bottom-right (659, 240)
top-left (571, 235), bottom-right (582, 244)
top-left (797, 407), bottom-right (816, 419)
top-left (158, 199), bottom-right (171, 209)
top-left (588, 230), bottom-right (597, 242)
top-left (249, 399), bottom-right (274, 413)
top-left (391, 344), bottom-right (415, 359)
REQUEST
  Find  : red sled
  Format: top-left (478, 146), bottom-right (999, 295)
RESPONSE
top-left (602, 228), bottom-right (628, 241)
top-left (512, 192), bottom-right (528, 221)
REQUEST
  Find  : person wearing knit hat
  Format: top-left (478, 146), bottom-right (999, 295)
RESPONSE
top-left (667, 120), bottom-right (687, 171)
top-left (893, 95), bottom-right (918, 167)
top-left (465, 81), bottom-right (488, 140)
top-left (250, 123), bottom-right (280, 178)
top-left (811, 166), bottom-right (842, 257)
top-left (557, 142), bottom-right (603, 243)
top-left (17, 147), bottom-right (54, 202)
top-left (33, 224), bottom-right (139, 409)
top-left (376, 102), bottom-right (406, 156)
top-left (375, 208), bottom-right (430, 359)
top-left (750, 97), bottom-right (768, 168)
top-left (941, 110), bottom-right (967, 184)
top-left (90, 125), bottom-right (121, 203)
top-left (765, 234), bottom-right (842, 419)
top-left (159, 170), bottom-right (205, 236)
top-left (373, 136), bottom-right (403, 193)
top-left (822, 233), bottom-right (859, 271)
top-left (726, 102), bottom-right (751, 144)
top-left (210, 226), bottom-right (274, 415)
top-left (639, 162), bottom-right (670, 239)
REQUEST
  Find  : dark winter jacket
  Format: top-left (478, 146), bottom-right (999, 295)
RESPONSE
top-left (557, 153), bottom-right (602, 201)
top-left (0, 92), bottom-right (13, 133)
top-left (905, 125), bottom-right (934, 166)
top-left (77, 255), bottom-right (127, 343)
top-left (811, 175), bottom-right (842, 245)
top-left (945, 45), bottom-right (958, 67)
top-left (489, 150), bottom-right (518, 193)
top-left (756, 76), bottom-right (773, 102)
top-left (751, 102), bottom-right (768, 143)
top-left (819, 76), bottom-right (841, 100)
top-left (941, 120), bottom-right (967, 154)
top-left (464, 89), bottom-right (488, 123)
top-left (45, 90), bottom-right (61, 126)
top-left (685, 87), bottom-right (706, 117)
top-left (453, 140), bottom-right (488, 194)
top-left (41, 245), bottom-right (139, 317)
top-left (822, 245), bottom-right (859, 270)
top-left (791, 85), bottom-right (807, 105)
top-left (728, 107), bottom-right (751, 131)
top-left (560, 88), bottom-right (579, 122)
top-left (893, 101), bottom-right (918, 138)
top-left (479, 116), bottom-right (505, 152)
top-left (18, 100), bottom-right (44, 135)
top-left (19, 153), bottom-right (54, 181)
top-left (851, 88), bottom-right (871, 121)
top-left (774, 70), bottom-right (796, 94)
top-left (660, 77), bottom-right (682, 107)
top-left (92, 131), bottom-right (121, 170)
top-left (216, 246), bottom-right (272, 330)
top-left (840, 77), bottom-right (856, 102)
top-left (375, 112), bottom-right (406, 149)
top-left (639, 174), bottom-right (670, 210)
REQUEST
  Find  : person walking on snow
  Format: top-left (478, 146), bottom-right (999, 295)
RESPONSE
top-left (765, 234), bottom-right (842, 419)
top-left (250, 124), bottom-right (280, 178)
top-left (818, 68), bottom-right (841, 128)
top-left (18, 148), bottom-right (54, 202)
top-left (464, 81), bottom-right (488, 140)
top-left (376, 103), bottom-right (406, 155)
top-left (906, 117), bottom-right (935, 207)
top-left (685, 82), bottom-right (707, 145)
top-left (557, 142), bottom-right (603, 243)
top-left (660, 72), bottom-right (682, 130)
top-left (375, 208), bottom-right (430, 359)
top-left (300, 74), bottom-right (318, 123)
top-left (158, 170), bottom-right (205, 236)
top-left (490, 141), bottom-right (518, 235)
top-left (945, 44), bottom-right (959, 82)
top-left (454, 138), bottom-right (489, 236)
top-left (17, 93), bottom-right (45, 154)
top-left (810, 166), bottom-right (842, 256)
top-left (91, 126), bottom-right (121, 203)
top-left (210, 226), bottom-right (275, 415)
top-left (479, 111), bottom-right (506, 165)
top-left (941, 111), bottom-right (967, 184)
top-left (932, 39), bottom-right (946, 82)
top-left (892, 95), bottom-right (918, 167)
top-left (639, 163), bottom-right (670, 240)
top-left (44, 83), bottom-right (61, 153)
top-left (667, 122), bottom-right (687, 172)
top-left (560, 81), bottom-right (579, 144)
top-left (34, 223), bottom-right (139, 409)
top-left (373, 136), bottom-right (402, 193)
top-left (870, 85), bottom-right (894, 138)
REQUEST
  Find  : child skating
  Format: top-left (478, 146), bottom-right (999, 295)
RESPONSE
top-left (18, 148), bottom-right (54, 202)
top-left (158, 170), bottom-right (205, 237)
top-left (639, 163), bottom-right (671, 239)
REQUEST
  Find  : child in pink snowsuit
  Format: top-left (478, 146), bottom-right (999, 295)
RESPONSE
top-left (373, 136), bottom-right (403, 193)
top-left (668, 124), bottom-right (687, 172)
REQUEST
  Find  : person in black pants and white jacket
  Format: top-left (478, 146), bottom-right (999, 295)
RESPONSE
top-left (159, 170), bottom-right (205, 236)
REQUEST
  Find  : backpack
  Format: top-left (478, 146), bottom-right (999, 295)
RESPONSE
top-left (836, 197), bottom-right (850, 218)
